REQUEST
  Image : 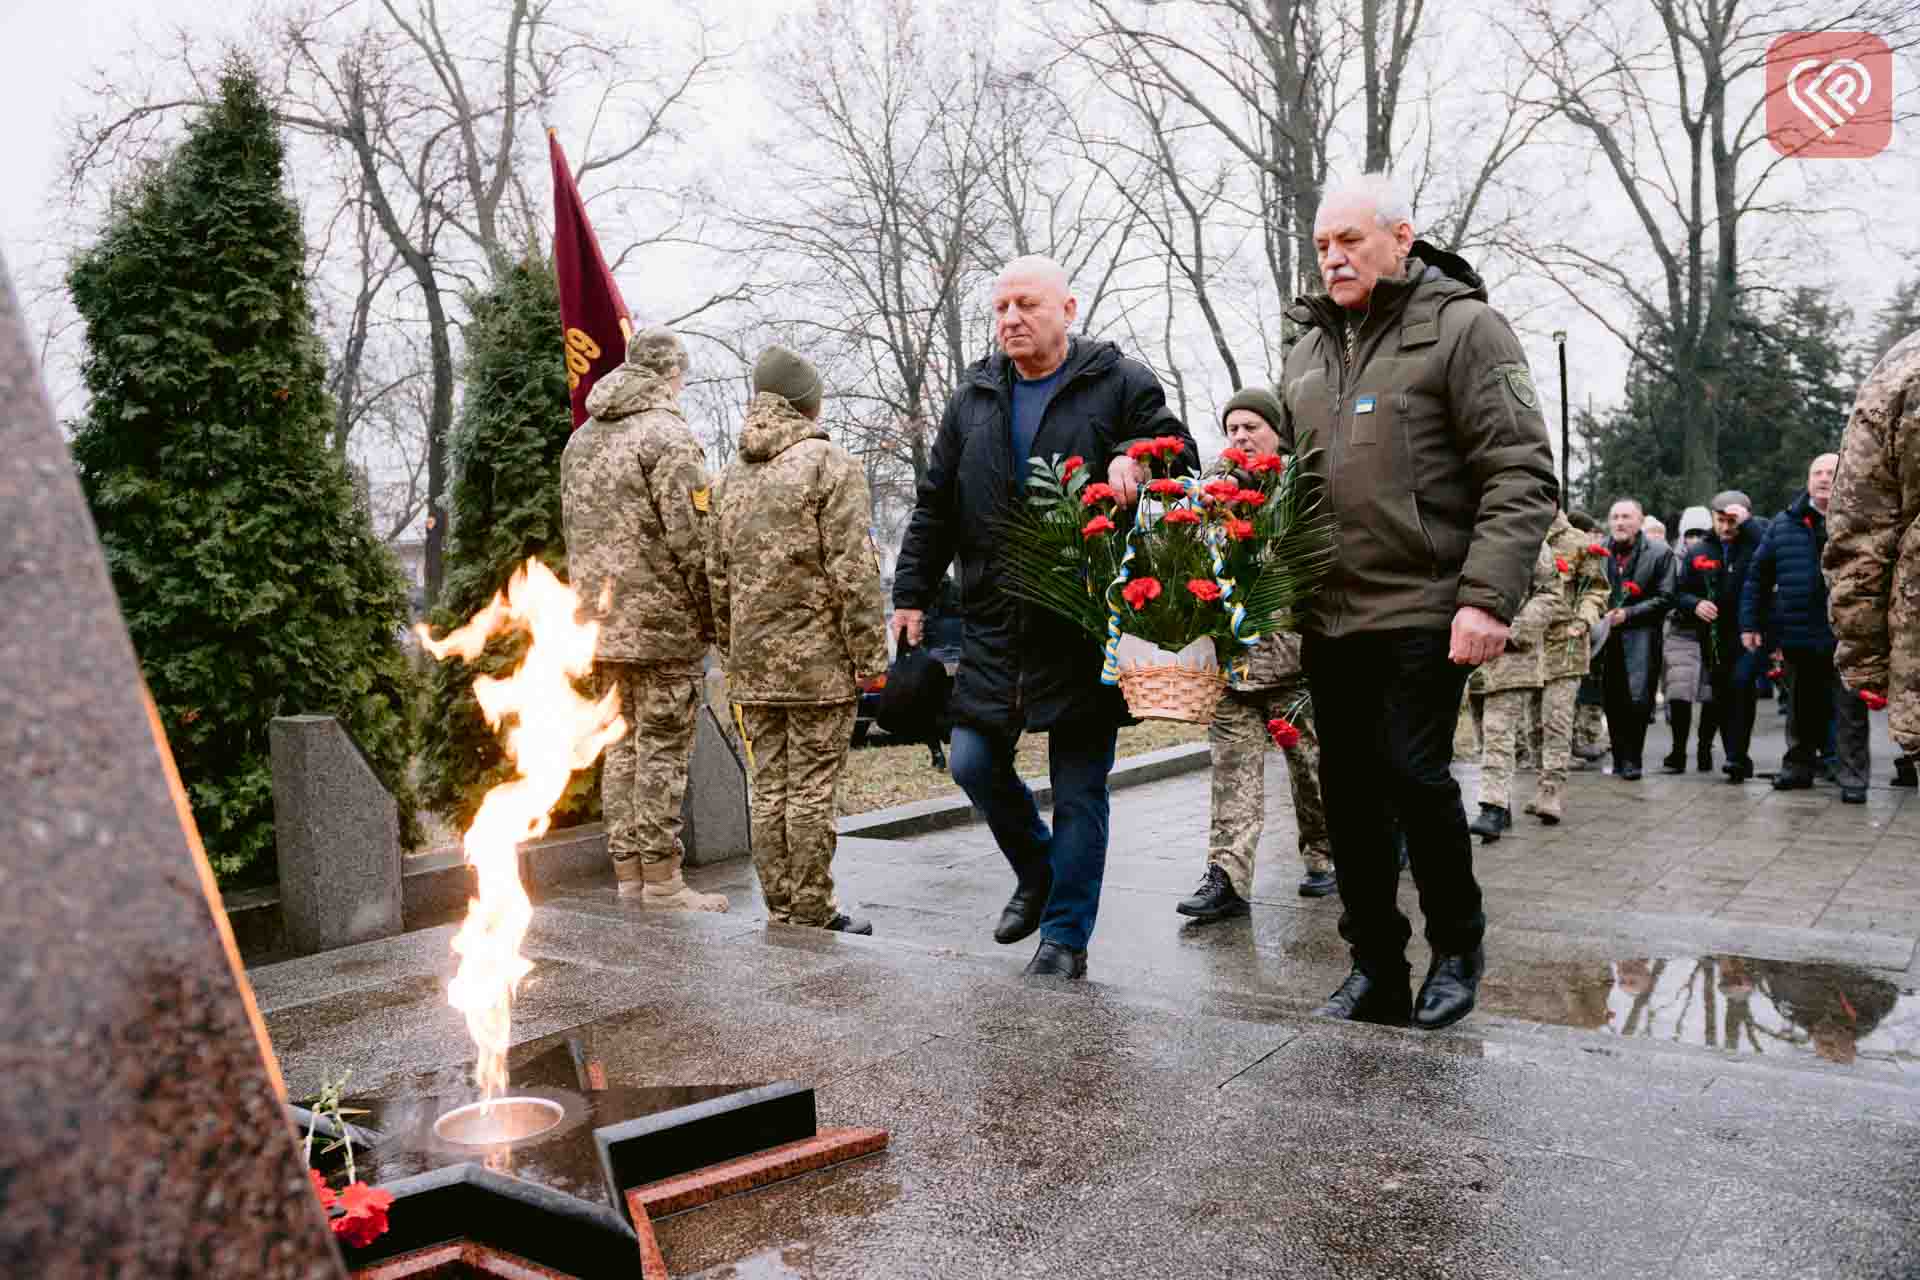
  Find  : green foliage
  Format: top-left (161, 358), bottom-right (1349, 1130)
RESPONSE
top-left (1577, 287), bottom-right (1855, 523)
top-left (1865, 274), bottom-right (1920, 368)
top-left (67, 64), bottom-right (419, 884)
top-left (417, 255), bottom-right (599, 831)
top-left (996, 440), bottom-right (1335, 658)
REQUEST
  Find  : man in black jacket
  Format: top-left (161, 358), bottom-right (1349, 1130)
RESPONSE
top-left (1598, 498), bottom-right (1676, 779)
top-left (1695, 491), bottom-right (1767, 782)
top-left (891, 256), bottom-right (1194, 980)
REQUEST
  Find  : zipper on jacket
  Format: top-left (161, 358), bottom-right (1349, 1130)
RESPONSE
top-left (1411, 492), bottom-right (1441, 580)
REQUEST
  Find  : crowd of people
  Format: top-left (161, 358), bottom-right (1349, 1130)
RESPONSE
top-left (554, 167), bottom-right (1918, 1037)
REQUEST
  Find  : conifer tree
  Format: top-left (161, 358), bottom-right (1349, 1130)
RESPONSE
top-left (418, 255), bottom-right (598, 830)
top-left (68, 64), bottom-right (418, 883)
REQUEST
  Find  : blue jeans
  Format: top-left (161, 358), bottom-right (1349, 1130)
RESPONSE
top-left (950, 720), bottom-right (1119, 950)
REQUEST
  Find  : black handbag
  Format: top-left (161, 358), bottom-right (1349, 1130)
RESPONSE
top-left (873, 638), bottom-right (952, 741)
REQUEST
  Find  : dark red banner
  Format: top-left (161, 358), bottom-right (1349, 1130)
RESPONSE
top-left (550, 130), bottom-right (632, 429)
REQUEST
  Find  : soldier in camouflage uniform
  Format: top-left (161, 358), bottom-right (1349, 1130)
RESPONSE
top-left (1824, 331), bottom-right (1920, 778)
top-left (1465, 557), bottom-right (1548, 841)
top-left (560, 326), bottom-right (727, 912)
top-left (1517, 513), bottom-right (1611, 822)
top-left (710, 347), bottom-right (890, 934)
top-left (1177, 389), bottom-right (1333, 924)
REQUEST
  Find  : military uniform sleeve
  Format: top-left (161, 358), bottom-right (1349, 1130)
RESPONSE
top-left (894, 396), bottom-right (961, 613)
top-left (706, 473), bottom-right (732, 659)
top-left (1575, 555), bottom-right (1610, 629)
top-left (821, 453), bottom-right (890, 683)
top-left (648, 437), bottom-right (715, 643)
top-left (1445, 308), bottom-right (1561, 622)
top-left (1507, 544), bottom-right (1559, 646)
top-left (1823, 359), bottom-right (1906, 694)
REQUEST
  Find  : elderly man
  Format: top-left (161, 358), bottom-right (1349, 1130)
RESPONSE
top-left (1598, 498), bottom-right (1675, 779)
top-left (560, 326), bottom-right (727, 912)
top-left (892, 256), bottom-right (1194, 979)
top-left (1691, 490), bottom-right (1768, 782)
top-left (1276, 173), bottom-right (1557, 1029)
top-left (1826, 332), bottom-right (1920, 790)
top-left (1747, 454), bottom-right (1872, 799)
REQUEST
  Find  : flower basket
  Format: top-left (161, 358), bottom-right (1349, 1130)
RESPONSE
top-left (995, 437), bottom-right (1335, 727)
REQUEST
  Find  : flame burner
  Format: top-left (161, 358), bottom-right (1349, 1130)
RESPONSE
top-left (432, 1096), bottom-right (564, 1147)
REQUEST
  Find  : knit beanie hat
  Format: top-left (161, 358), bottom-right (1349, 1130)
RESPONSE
top-left (627, 325), bottom-right (689, 378)
top-left (1220, 386), bottom-right (1284, 434)
top-left (1680, 505), bottom-right (1712, 536)
top-left (753, 345), bottom-right (823, 416)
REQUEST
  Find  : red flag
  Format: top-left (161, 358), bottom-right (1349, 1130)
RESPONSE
top-left (550, 130), bottom-right (632, 429)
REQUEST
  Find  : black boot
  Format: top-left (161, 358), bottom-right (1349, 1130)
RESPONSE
top-left (1697, 706), bottom-right (1718, 772)
top-left (1022, 939), bottom-right (1087, 979)
top-left (1467, 803), bottom-right (1510, 842)
top-left (1313, 964), bottom-right (1412, 1026)
top-left (1176, 864), bottom-right (1250, 922)
top-left (993, 876), bottom-right (1050, 944)
top-left (1413, 947), bottom-right (1486, 1030)
top-left (1894, 756), bottom-right (1917, 789)
top-left (826, 913), bottom-right (874, 935)
top-left (1663, 702), bottom-right (1691, 771)
top-left (1773, 764), bottom-right (1814, 791)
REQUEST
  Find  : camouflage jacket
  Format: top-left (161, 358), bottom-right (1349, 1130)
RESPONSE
top-left (560, 366), bottom-right (714, 667)
top-left (709, 393), bottom-right (889, 705)
top-left (1823, 331), bottom-right (1920, 755)
top-left (1508, 511), bottom-right (1612, 683)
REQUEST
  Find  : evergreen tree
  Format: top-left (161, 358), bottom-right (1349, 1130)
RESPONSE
top-left (1865, 274), bottom-right (1920, 368)
top-left (418, 255), bottom-right (598, 830)
top-left (67, 65), bottom-right (419, 884)
top-left (1578, 287), bottom-right (1854, 524)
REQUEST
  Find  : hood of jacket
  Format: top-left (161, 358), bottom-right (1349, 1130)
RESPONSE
top-left (584, 363), bottom-right (676, 422)
top-left (739, 391), bottom-right (829, 462)
top-left (1287, 240), bottom-right (1487, 335)
top-left (964, 335), bottom-right (1120, 393)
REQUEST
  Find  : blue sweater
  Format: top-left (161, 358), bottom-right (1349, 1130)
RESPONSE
top-left (1739, 491), bottom-right (1832, 650)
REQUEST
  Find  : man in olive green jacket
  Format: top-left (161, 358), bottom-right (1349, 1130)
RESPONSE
top-left (710, 347), bottom-right (889, 934)
top-left (1276, 172), bottom-right (1558, 1031)
top-left (561, 325), bottom-right (726, 912)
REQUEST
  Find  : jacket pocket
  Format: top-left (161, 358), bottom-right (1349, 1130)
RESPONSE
top-left (1410, 491), bottom-right (1441, 580)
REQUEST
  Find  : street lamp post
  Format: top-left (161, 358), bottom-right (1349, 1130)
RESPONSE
top-left (1552, 330), bottom-right (1569, 507)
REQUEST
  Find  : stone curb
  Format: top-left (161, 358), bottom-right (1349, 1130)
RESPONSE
top-left (836, 741), bottom-right (1213, 840)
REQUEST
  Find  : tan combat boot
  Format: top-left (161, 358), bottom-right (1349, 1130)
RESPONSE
top-left (1530, 779), bottom-right (1563, 825)
top-left (639, 855), bottom-right (729, 913)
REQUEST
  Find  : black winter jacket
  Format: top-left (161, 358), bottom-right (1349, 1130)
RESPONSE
top-left (1740, 491), bottom-right (1834, 651)
top-left (1670, 517), bottom-right (1765, 661)
top-left (893, 338), bottom-right (1194, 733)
top-left (1603, 532), bottom-right (1675, 705)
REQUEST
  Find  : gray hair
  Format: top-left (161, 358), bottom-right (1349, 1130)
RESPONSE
top-left (995, 254), bottom-right (1072, 298)
top-left (1319, 171), bottom-right (1415, 233)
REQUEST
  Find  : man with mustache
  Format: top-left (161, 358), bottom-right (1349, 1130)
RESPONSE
top-left (1276, 172), bottom-right (1558, 1029)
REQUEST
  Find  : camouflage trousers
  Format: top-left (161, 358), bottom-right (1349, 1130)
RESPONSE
top-left (1208, 683), bottom-right (1331, 896)
top-left (1479, 678), bottom-right (1578, 809)
top-left (598, 663), bottom-right (702, 878)
top-left (737, 701), bottom-right (854, 927)
top-left (1573, 700), bottom-right (1607, 754)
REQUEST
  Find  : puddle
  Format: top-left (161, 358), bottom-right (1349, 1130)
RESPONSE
top-left (1497, 954), bottom-right (1918, 1072)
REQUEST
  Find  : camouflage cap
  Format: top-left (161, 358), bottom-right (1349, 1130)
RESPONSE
top-left (626, 325), bottom-right (690, 378)
top-left (752, 344), bottom-right (823, 416)
top-left (1709, 489), bottom-right (1752, 514)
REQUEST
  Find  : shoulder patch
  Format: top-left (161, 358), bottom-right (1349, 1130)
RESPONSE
top-left (691, 486), bottom-right (710, 513)
top-left (1497, 364), bottom-right (1538, 410)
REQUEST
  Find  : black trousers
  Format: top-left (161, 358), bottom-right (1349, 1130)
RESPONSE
top-left (1304, 629), bottom-right (1484, 970)
top-left (1711, 648), bottom-right (1761, 767)
top-left (1782, 647), bottom-right (1872, 788)
top-left (1602, 639), bottom-right (1651, 767)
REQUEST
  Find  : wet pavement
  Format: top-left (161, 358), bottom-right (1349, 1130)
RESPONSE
top-left (250, 710), bottom-right (1920, 1278)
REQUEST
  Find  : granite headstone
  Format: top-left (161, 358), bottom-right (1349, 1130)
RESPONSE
top-left (271, 714), bottom-right (404, 955)
top-left (0, 256), bottom-right (344, 1275)
top-left (680, 704), bottom-right (751, 868)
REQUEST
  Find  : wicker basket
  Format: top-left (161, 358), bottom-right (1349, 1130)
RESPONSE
top-left (1116, 662), bottom-right (1227, 724)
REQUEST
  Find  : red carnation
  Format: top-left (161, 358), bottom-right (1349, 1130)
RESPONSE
top-left (1062, 455), bottom-right (1084, 479)
top-left (1804, 515), bottom-right (1815, 529)
top-left (1126, 440), bottom-right (1157, 461)
top-left (1267, 717), bottom-right (1302, 750)
top-left (1162, 507), bottom-right (1202, 526)
top-left (1122, 577), bottom-right (1163, 609)
top-left (1082, 514), bottom-right (1115, 538)
top-left (1587, 543), bottom-right (1607, 556)
top-left (1233, 489), bottom-right (1267, 507)
top-left (1767, 666), bottom-right (1786, 681)
top-left (1859, 689), bottom-right (1889, 711)
top-left (309, 1169), bottom-right (337, 1212)
top-left (1555, 557), bottom-right (1571, 574)
top-left (1693, 555), bottom-right (1721, 571)
top-left (1202, 478), bottom-right (1241, 502)
top-left (1186, 578), bottom-right (1223, 603)
top-left (1153, 435), bottom-right (1185, 457)
top-left (1081, 482), bottom-right (1119, 506)
top-left (329, 1181), bottom-right (395, 1249)
top-left (1225, 517), bottom-right (1255, 541)
top-left (1146, 478), bottom-right (1186, 496)
top-left (1220, 447), bottom-right (1250, 467)
top-left (1624, 580), bottom-right (1644, 597)
top-left (1249, 454), bottom-right (1285, 474)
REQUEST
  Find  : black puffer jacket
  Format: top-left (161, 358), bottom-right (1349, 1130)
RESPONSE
top-left (893, 338), bottom-right (1194, 733)
top-left (1670, 517), bottom-right (1765, 659)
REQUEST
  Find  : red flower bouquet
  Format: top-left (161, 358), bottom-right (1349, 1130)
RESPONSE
top-left (1267, 717), bottom-right (1302, 750)
top-left (1859, 689), bottom-right (1889, 711)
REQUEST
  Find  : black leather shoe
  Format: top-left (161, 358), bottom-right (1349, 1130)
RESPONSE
top-left (1724, 759), bottom-right (1753, 783)
top-left (1297, 870), bottom-right (1337, 898)
top-left (1312, 965), bottom-right (1412, 1026)
top-left (1616, 764), bottom-right (1643, 780)
top-left (1467, 804), bottom-right (1510, 841)
top-left (826, 913), bottom-right (874, 935)
top-left (1022, 940), bottom-right (1087, 979)
top-left (1773, 766), bottom-right (1813, 791)
top-left (1892, 759), bottom-right (1917, 789)
top-left (1413, 947), bottom-right (1486, 1031)
top-left (1176, 864), bottom-right (1250, 921)
top-left (994, 878), bottom-right (1050, 944)
top-left (1697, 750), bottom-right (1714, 773)
top-left (1841, 787), bottom-right (1867, 804)
top-left (1661, 752), bottom-right (1687, 774)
